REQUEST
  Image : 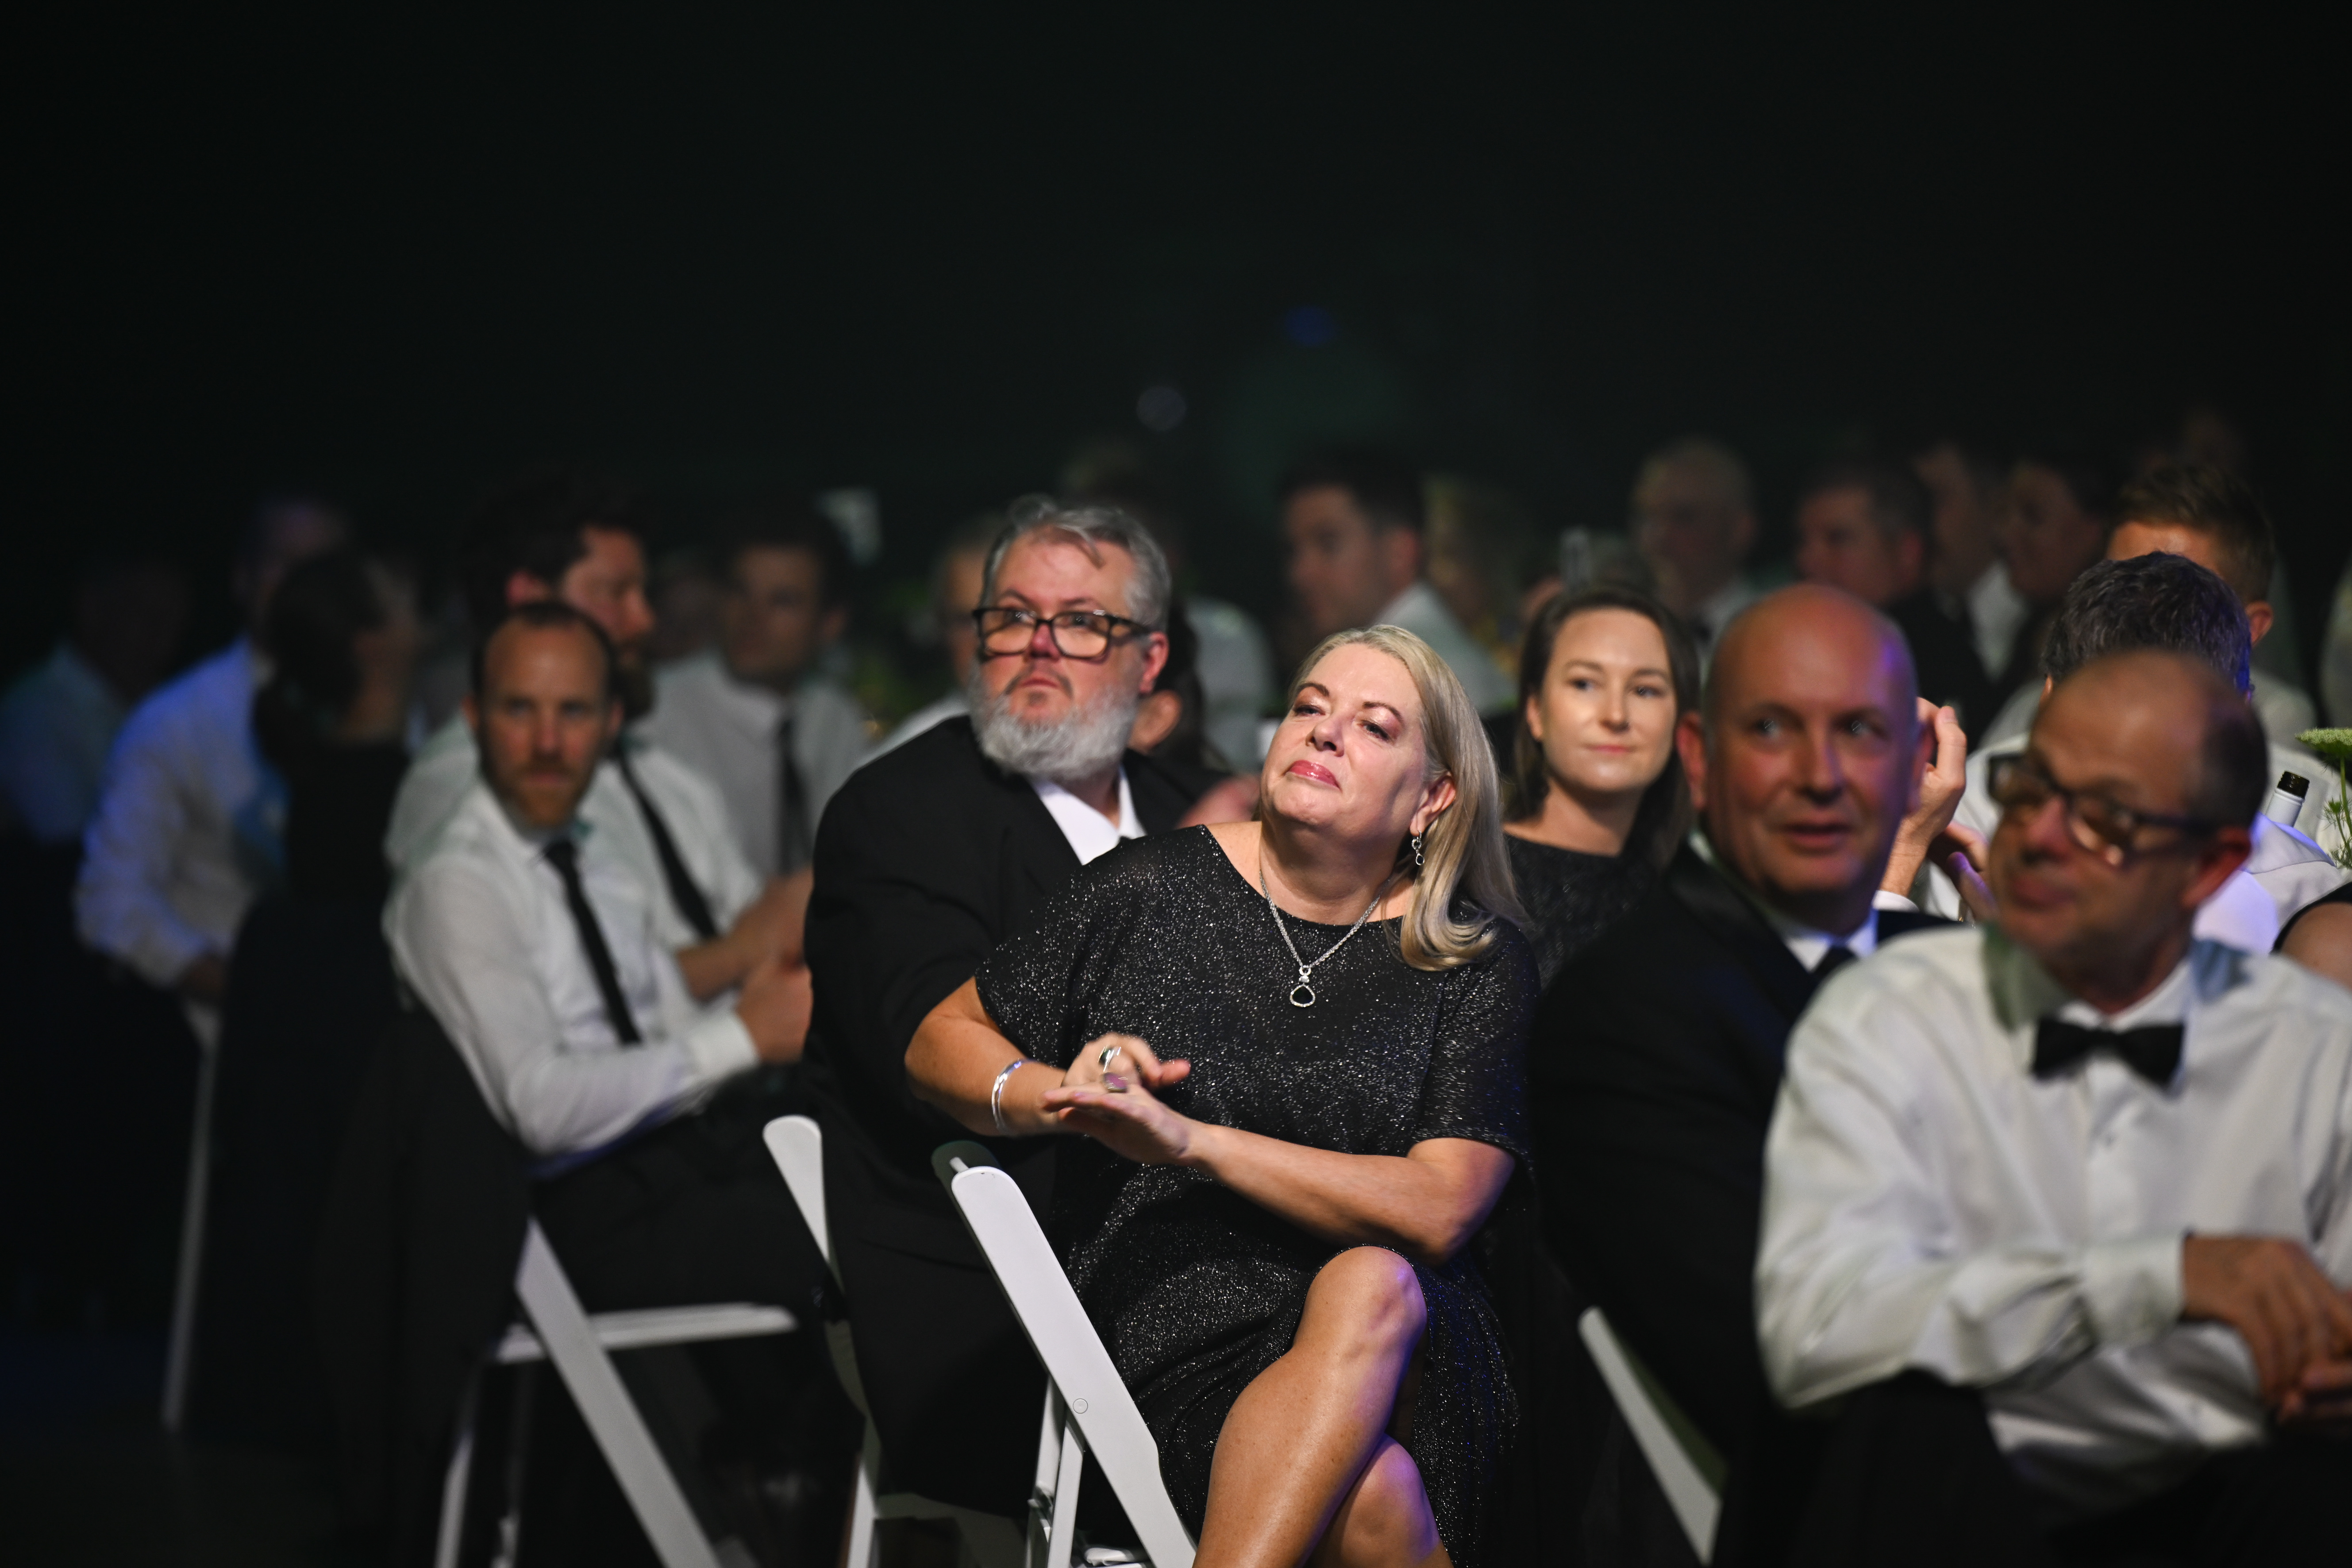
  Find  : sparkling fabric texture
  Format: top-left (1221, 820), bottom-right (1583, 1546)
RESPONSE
top-left (1505, 834), bottom-right (1657, 988)
top-left (975, 828), bottom-right (1535, 1567)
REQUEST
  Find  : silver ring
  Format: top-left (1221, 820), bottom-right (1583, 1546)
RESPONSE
top-left (1098, 1043), bottom-right (1123, 1073)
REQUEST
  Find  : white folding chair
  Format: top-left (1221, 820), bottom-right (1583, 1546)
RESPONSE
top-left (434, 1219), bottom-right (797, 1568)
top-left (762, 1116), bottom-right (1026, 1568)
top-left (1578, 1306), bottom-right (1724, 1564)
top-left (937, 1143), bottom-right (1195, 1568)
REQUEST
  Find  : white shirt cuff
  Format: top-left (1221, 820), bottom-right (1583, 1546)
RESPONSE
top-left (2082, 1233), bottom-right (2184, 1348)
top-left (1872, 889), bottom-right (1919, 914)
top-left (681, 1007), bottom-right (759, 1089)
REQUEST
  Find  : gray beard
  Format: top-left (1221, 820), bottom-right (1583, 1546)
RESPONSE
top-left (969, 667), bottom-right (1138, 787)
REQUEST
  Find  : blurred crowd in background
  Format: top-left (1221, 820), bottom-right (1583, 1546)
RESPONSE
top-left (1, 397), bottom-right (2346, 1380)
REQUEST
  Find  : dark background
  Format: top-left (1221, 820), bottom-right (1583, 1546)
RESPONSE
top-left (12, 9), bottom-right (2347, 691)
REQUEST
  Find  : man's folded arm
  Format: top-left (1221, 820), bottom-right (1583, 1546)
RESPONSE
top-left (396, 859), bottom-right (754, 1156)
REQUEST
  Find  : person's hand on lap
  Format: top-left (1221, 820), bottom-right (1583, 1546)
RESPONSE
top-left (2180, 1234), bottom-right (2352, 1413)
top-left (1043, 1034), bottom-right (1197, 1165)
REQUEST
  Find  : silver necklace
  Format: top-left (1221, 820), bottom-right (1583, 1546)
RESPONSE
top-left (1258, 851), bottom-right (1389, 1008)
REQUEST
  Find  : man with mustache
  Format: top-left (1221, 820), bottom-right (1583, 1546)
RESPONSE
top-left (385, 601), bottom-right (824, 1554)
top-left (802, 497), bottom-right (1211, 1525)
top-left (1528, 585), bottom-right (1945, 1550)
top-left (1756, 650), bottom-right (2350, 1563)
top-left (387, 473), bottom-right (799, 1006)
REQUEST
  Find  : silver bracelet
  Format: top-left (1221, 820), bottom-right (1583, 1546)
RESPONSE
top-left (989, 1058), bottom-right (1028, 1137)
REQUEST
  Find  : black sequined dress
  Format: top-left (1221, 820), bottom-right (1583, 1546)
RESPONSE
top-left (1505, 833), bottom-right (1657, 988)
top-left (974, 828), bottom-right (1535, 1567)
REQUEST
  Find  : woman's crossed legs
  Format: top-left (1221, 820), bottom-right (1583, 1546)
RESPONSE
top-left (1193, 1247), bottom-right (1450, 1568)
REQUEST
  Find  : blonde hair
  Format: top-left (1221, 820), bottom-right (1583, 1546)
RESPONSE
top-left (1283, 626), bottom-right (1525, 971)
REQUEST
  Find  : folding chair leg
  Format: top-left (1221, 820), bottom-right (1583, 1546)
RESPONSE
top-left (512, 1223), bottom-right (725, 1568)
top-left (159, 1023), bottom-right (221, 1431)
top-left (844, 1427), bottom-right (882, 1568)
top-left (436, 1364), bottom-right (484, 1568)
top-left (1042, 1418), bottom-right (1085, 1568)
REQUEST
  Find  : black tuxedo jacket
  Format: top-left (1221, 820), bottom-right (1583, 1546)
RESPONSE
top-left (1529, 845), bottom-right (1944, 1460)
top-left (804, 716), bottom-right (1199, 1244)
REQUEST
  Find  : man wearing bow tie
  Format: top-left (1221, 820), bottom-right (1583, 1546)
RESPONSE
top-left (1756, 647), bottom-right (2352, 1564)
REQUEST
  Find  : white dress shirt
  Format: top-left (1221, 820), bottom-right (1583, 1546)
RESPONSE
top-left (1965, 561), bottom-right (2029, 682)
top-left (1032, 771), bottom-right (1143, 865)
top-left (1687, 829), bottom-right (1895, 969)
top-left (1688, 574), bottom-right (1764, 660)
top-left (1928, 734), bottom-right (2349, 944)
top-left (387, 780), bottom-right (758, 1156)
top-left (75, 639), bottom-right (280, 986)
top-left (0, 643), bottom-right (128, 844)
top-left (1189, 595), bottom-right (1276, 768)
top-left (867, 689), bottom-right (970, 759)
top-left (641, 654), bottom-right (870, 877)
top-left (1757, 928), bottom-right (2352, 1516)
top-left (385, 715), bottom-right (763, 953)
top-left (1374, 580), bottom-right (1513, 714)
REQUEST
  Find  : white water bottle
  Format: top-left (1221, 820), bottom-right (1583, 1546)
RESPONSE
top-left (2262, 771), bottom-right (2309, 828)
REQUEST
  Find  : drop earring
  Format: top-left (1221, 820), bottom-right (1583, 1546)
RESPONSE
top-left (1411, 832), bottom-right (1424, 868)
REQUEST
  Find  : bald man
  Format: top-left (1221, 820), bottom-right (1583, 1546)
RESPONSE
top-left (1529, 586), bottom-right (1949, 1518)
top-left (1758, 651), bottom-right (2350, 1562)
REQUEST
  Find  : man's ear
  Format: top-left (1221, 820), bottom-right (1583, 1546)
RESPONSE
top-left (1896, 530), bottom-right (1927, 588)
top-left (505, 570), bottom-right (554, 610)
top-left (2244, 600), bottom-right (2274, 646)
top-left (1728, 508), bottom-right (1758, 560)
top-left (462, 692), bottom-right (480, 735)
top-left (1136, 630), bottom-right (1170, 696)
top-left (2183, 824), bottom-right (2253, 910)
top-left (1675, 710), bottom-right (1710, 811)
top-left (820, 605), bottom-right (851, 648)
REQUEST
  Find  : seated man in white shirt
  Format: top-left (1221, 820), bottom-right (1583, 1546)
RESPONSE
top-left (1925, 554), bottom-right (2346, 948)
top-left (1629, 435), bottom-right (1763, 661)
top-left (1756, 649), bottom-right (2350, 1565)
top-left (385, 472), bottom-right (796, 1003)
top-left (643, 507), bottom-right (869, 878)
top-left (77, 498), bottom-right (346, 1018)
top-left (389, 602), bottom-right (826, 1499)
top-left (1280, 448), bottom-right (1514, 713)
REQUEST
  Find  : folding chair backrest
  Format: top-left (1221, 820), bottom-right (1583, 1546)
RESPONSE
top-left (762, 1115), bottom-right (835, 1284)
top-left (1578, 1306), bottom-right (1721, 1563)
top-left (943, 1157), bottom-right (1195, 1568)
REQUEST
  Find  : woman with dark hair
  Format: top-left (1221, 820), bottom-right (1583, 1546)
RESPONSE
top-left (251, 547), bottom-right (420, 904)
top-left (1503, 587), bottom-right (1699, 983)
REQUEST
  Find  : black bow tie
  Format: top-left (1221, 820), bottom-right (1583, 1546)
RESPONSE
top-left (2031, 1018), bottom-right (2183, 1086)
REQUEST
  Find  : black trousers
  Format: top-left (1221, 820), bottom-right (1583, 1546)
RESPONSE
top-left (517, 1074), bottom-right (847, 1566)
top-left (1741, 1372), bottom-right (2350, 1568)
top-left (821, 1118), bottom-right (1048, 1520)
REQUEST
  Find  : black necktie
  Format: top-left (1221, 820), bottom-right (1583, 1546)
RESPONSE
top-left (613, 750), bottom-right (719, 942)
top-left (1812, 944), bottom-right (1857, 984)
top-left (2031, 1018), bottom-right (2183, 1086)
top-left (777, 715), bottom-right (811, 876)
top-left (542, 837), bottom-right (643, 1045)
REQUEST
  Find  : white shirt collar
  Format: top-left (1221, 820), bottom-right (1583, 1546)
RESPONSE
top-left (1031, 770), bottom-right (1142, 865)
top-left (1375, 579), bottom-right (1442, 626)
top-left (697, 655), bottom-right (796, 734)
top-left (1691, 829), bottom-right (1879, 970)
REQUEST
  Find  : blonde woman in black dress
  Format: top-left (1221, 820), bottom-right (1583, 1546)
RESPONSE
top-left (909, 626), bottom-right (1533, 1568)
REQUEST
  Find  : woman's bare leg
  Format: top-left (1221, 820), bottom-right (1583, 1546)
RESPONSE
top-left (1308, 1439), bottom-right (1450, 1568)
top-left (1192, 1248), bottom-right (1434, 1568)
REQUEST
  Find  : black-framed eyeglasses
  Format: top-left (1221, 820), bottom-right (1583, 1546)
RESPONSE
top-left (973, 605), bottom-right (1150, 662)
top-left (1986, 751), bottom-right (2218, 867)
